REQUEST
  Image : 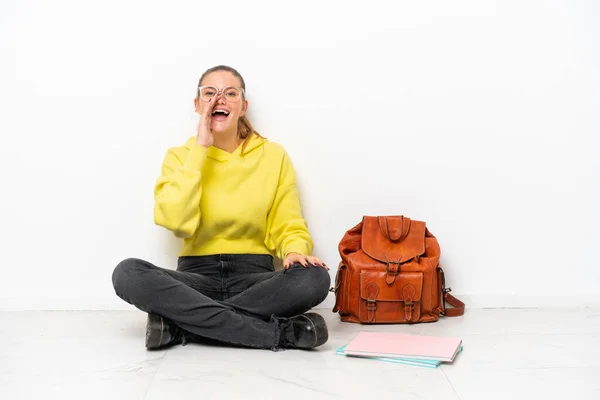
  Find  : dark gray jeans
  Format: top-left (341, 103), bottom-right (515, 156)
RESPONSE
top-left (112, 254), bottom-right (330, 349)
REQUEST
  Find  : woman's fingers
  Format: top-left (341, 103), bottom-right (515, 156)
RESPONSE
top-left (283, 254), bottom-right (329, 270)
top-left (308, 256), bottom-right (329, 270)
top-left (196, 95), bottom-right (219, 147)
top-left (203, 95), bottom-right (218, 125)
top-left (285, 254), bottom-right (306, 268)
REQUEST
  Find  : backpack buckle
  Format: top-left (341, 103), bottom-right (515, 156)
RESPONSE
top-left (383, 254), bottom-right (401, 275)
top-left (385, 262), bottom-right (400, 275)
top-left (366, 299), bottom-right (377, 310)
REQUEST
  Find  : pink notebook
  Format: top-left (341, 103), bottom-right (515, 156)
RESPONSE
top-left (343, 332), bottom-right (462, 362)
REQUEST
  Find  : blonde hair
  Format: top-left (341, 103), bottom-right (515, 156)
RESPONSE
top-left (197, 65), bottom-right (264, 152)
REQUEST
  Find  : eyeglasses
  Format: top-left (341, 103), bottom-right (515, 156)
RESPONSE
top-left (197, 86), bottom-right (245, 102)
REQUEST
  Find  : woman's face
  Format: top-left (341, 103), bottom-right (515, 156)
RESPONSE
top-left (194, 70), bottom-right (248, 134)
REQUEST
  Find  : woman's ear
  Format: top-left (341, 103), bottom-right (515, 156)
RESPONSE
top-left (240, 99), bottom-right (248, 117)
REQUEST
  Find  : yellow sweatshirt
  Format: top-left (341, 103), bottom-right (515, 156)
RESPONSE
top-left (153, 133), bottom-right (313, 259)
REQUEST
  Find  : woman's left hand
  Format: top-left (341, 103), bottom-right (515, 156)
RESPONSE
top-left (284, 253), bottom-right (329, 270)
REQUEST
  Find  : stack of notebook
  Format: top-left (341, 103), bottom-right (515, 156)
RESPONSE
top-left (336, 332), bottom-right (463, 368)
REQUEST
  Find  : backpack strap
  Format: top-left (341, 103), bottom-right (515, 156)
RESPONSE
top-left (378, 216), bottom-right (411, 242)
top-left (438, 267), bottom-right (465, 317)
top-left (443, 290), bottom-right (465, 317)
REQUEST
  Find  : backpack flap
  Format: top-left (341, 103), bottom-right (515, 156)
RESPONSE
top-left (359, 270), bottom-right (423, 323)
top-left (361, 216), bottom-right (427, 283)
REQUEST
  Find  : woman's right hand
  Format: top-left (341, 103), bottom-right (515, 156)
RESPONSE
top-left (196, 94), bottom-right (218, 148)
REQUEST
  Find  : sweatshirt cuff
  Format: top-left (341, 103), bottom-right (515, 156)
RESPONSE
top-left (184, 143), bottom-right (208, 171)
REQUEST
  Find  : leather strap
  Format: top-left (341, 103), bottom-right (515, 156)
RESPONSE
top-left (443, 292), bottom-right (465, 317)
top-left (403, 284), bottom-right (416, 321)
top-left (378, 216), bottom-right (411, 242)
top-left (438, 266), bottom-right (466, 317)
top-left (385, 261), bottom-right (399, 285)
top-left (331, 264), bottom-right (345, 313)
top-left (365, 282), bottom-right (379, 322)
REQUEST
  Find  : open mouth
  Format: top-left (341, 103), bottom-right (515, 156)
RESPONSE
top-left (211, 110), bottom-right (230, 121)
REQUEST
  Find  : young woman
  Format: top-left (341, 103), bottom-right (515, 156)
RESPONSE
top-left (112, 65), bottom-right (330, 351)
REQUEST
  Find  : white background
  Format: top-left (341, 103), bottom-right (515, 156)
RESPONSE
top-left (0, 0), bottom-right (598, 310)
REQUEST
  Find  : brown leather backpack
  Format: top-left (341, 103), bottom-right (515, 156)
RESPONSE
top-left (332, 215), bottom-right (465, 323)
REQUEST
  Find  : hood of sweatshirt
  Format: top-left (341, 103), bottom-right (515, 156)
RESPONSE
top-left (184, 133), bottom-right (267, 162)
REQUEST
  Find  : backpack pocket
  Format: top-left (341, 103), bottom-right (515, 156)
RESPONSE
top-left (358, 270), bottom-right (423, 323)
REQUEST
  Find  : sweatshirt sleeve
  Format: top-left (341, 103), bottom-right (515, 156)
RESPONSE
top-left (265, 150), bottom-right (314, 259)
top-left (153, 143), bottom-right (208, 238)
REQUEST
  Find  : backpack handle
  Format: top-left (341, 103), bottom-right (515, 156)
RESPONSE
top-left (378, 216), bottom-right (411, 242)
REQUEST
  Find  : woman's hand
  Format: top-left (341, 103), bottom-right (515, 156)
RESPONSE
top-left (196, 94), bottom-right (219, 148)
top-left (284, 252), bottom-right (329, 270)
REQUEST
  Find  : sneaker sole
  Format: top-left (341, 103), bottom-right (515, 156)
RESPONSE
top-left (145, 314), bottom-right (165, 350)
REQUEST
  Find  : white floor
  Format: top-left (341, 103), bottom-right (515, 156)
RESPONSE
top-left (2, 308), bottom-right (599, 400)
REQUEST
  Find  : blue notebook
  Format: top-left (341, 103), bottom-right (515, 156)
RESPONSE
top-left (336, 344), bottom-right (463, 368)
